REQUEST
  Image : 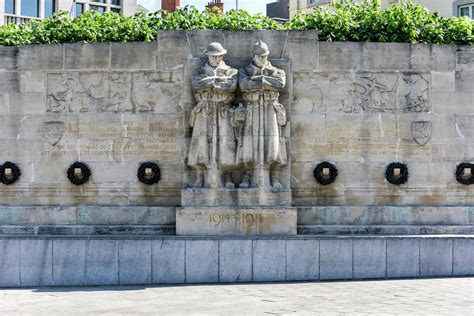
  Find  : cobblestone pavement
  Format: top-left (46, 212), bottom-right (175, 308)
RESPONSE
top-left (1, 278), bottom-right (473, 315)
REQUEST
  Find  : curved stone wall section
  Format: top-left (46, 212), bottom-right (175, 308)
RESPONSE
top-left (0, 31), bottom-right (472, 207)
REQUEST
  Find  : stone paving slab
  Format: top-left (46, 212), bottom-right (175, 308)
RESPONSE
top-left (0, 278), bottom-right (472, 315)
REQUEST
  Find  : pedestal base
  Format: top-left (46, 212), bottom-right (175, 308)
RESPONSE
top-left (181, 188), bottom-right (291, 207)
top-left (176, 207), bottom-right (297, 236)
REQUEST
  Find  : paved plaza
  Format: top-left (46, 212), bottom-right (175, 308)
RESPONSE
top-left (1, 278), bottom-right (473, 315)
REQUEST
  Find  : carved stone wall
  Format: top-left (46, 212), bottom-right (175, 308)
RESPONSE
top-left (0, 31), bottom-right (472, 211)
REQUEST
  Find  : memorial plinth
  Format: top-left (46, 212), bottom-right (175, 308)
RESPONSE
top-left (176, 207), bottom-right (297, 236)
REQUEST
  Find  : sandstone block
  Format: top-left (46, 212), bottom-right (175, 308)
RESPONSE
top-left (20, 71), bottom-right (45, 93)
top-left (456, 45), bottom-right (474, 71)
top-left (420, 239), bottom-right (453, 277)
top-left (64, 43), bottom-right (110, 70)
top-left (0, 47), bottom-right (18, 71)
top-left (19, 44), bottom-right (63, 70)
top-left (111, 42), bottom-right (157, 70)
top-left (176, 208), bottom-right (297, 236)
top-left (410, 43), bottom-right (431, 70)
top-left (432, 45), bottom-right (456, 72)
top-left (320, 42), bottom-right (363, 70)
top-left (387, 238), bottom-right (419, 278)
top-left (118, 240), bottom-right (152, 285)
top-left (364, 43), bottom-right (410, 70)
top-left (286, 240), bottom-right (319, 281)
top-left (0, 239), bottom-right (20, 287)
top-left (431, 71), bottom-right (455, 93)
top-left (453, 239), bottom-right (474, 276)
top-left (284, 30), bottom-right (318, 71)
top-left (156, 31), bottom-right (190, 69)
top-left (152, 239), bottom-right (185, 284)
top-left (320, 239), bottom-right (352, 280)
top-left (185, 240), bottom-right (218, 283)
top-left (52, 239), bottom-right (86, 286)
top-left (353, 239), bottom-right (386, 279)
top-left (86, 239), bottom-right (118, 285)
top-left (252, 240), bottom-right (286, 282)
top-left (218, 240), bottom-right (252, 283)
top-left (19, 239), bottom-right (53, 286)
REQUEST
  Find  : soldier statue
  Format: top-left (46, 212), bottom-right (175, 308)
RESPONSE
top-left (238, 41), bottom-right (287, 189)
top-left (188, 42), bottom-right (239, 189)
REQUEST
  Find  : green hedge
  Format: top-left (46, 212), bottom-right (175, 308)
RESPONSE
top-left (0, 0), bottom-right (472, 47)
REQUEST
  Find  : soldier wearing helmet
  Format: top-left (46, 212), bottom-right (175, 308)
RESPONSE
top-left (238, 40), bottom-right (287, 189)
top-left (188, 42), bottom-right (238, 189)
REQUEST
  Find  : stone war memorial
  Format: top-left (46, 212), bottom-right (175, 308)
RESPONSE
top-left (0, 30), bottom-right (473, 287)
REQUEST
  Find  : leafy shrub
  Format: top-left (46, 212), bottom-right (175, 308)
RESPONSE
top-left (0, 1), bottom-right (472, 47)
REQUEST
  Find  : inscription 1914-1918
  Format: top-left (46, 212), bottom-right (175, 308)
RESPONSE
top-left (209, 212), bottom-right (264, 226)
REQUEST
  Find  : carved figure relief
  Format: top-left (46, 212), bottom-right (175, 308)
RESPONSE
top-left (47, 71), bottom-right (182, 113)
top-left (411, 121), bottom-right (432, 146)
top-left (238, 41), bottom-right (287, 189)
top-left (188, 42), bottom-right (238, 188)
top-left (187, 41), bottom-right (288, 189)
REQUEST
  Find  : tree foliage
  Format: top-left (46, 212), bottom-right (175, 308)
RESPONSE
top-left (0, 1), bottom-right (472, 47)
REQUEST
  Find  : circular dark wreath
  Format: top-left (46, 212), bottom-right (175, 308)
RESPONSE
top-left (67, 161), bottom-right (92, 185)
top-left (455, 162), bottom-right (474, 185)
top-left (137, 162), bottom-right (161, 185)
top-left (313, 161), bottom-right (338, 185)
top-left (0, 161), bottom-right (21, 185)
top-left (385, 162), bottom-right (409, 185)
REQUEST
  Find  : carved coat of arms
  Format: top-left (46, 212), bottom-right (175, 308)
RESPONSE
top-left (411, 121), bottom-right (432, 146)
top-left (43, 121), bottom-right (65, 146)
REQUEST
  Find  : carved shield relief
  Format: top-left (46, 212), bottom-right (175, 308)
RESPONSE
top-left (43, 121), bottom-right (65, 146)
top-left (411, 121), bottom-right (432, 146)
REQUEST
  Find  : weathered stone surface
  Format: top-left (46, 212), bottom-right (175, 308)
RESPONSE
top-left (157, 31), bottom-right (189, 69)
top-left (152, 239), bottom-right (185, 284)
top-left (432, 45), bottom-right (456, 72)
top-left (177, 208), bottom-right (297, 236)
top-left (320, 42), bottom-right (362, 70)
top-left (353, 239), bottom-right (386, 279)
top-left (65, 43), bottom-right (110, 70)
top-left (185, 240), bottom-right (218, 283)
top-left (252, 240), bottom-right (286, 282)
top-left (19, 44), bottom-right (63, 70)
top-left (218, 240), bottom-right (252, 282)
top-left (320, 239), bottom-right (352, 280)
top-left (0, 72), bottom-right (19, 94)
top-left (86, 240), bottom-right (118, 285)
top-left (111, 42), bottom-right (156, 70)
top-left (181, 188), bottom-right (292, 207)
top-left (0, 206), bottom-right (76, 225)
top-left (0, 239), bottom-right (20, 287)
top-left (118, 240), bottom-right (151, 285)
top-left (387, 239), bottom-right (420, 278)
top-left (420, 239), bottom-right (453, 277)
top-left (364, 43), bottom-right (410, 70)
top-left (19, 239), bottom-right (53, 286)
top-left (52, 239), bottom-right (86, 286)
top-left (283, 30), bottom-right (318, 71)
top-left (456, 46), bottom-right (474, 71)
top-left (0, 47), bottom-right (18, 71)
top-left (453, 239), bottom-right (474, 276)
top-left (410, 44), bottom-right (431, 70)
top-left (286, 240), bottom-right (319, 281)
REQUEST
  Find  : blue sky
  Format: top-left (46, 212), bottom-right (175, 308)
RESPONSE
top-left (138, 0), bottom-right (274, 14)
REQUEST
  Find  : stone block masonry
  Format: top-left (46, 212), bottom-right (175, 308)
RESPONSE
top-left (0, 31), bottom-right (473, 286)
top-left (0, 31), bottom-right (470, 206)
top-left (1, 236), bottom-right (473, 287)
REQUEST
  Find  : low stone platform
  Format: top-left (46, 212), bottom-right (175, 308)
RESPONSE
top-left (0, 235), bottom-right (473, 287)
